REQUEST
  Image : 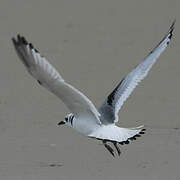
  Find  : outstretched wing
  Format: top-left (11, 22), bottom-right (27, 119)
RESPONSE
top-left (12, 35), bottom-right (101, 125)
top-left (99, 21), bottom-right (175, 124)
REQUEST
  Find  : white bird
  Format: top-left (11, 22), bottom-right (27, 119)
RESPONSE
top-left (12, 21), bottom-right (175, 156)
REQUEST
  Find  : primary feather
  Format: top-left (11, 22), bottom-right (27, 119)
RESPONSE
top-left (12, 35), bottom-right (101, 125)
top-left (99, 21), bottom-right (175, 124)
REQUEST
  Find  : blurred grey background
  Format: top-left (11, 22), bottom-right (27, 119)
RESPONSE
top-left (0, 0), bottom-right (180, 180)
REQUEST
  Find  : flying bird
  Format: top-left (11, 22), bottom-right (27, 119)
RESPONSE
top-left (12, 21), bottom-right (175, 157)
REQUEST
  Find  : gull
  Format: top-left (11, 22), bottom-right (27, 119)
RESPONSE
top-left (12, 21), bottom-right (175, 157)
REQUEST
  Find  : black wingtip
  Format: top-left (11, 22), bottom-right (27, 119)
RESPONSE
top-left (12, 34), bottom-right (40, 54)
top-left (11, 37), bottom-right (17, 44)
top-left (17, 34), bottom-right (21, 40)
top-left (170, 19), bottom-right (176, 30)
top-left (12, 34), bottom-right (28, 46)
top-left (21, 36), bottom-right (28, 45)
top-left (168, 19), bottom-right (176, 40)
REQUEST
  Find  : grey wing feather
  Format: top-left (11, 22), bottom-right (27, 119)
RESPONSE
top-left (99, 21), bottom-right (175, 124)
top-left (12, 35), bottom-right (101, 125)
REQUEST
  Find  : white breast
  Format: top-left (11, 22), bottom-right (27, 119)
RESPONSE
top-left (73, 117), bottom-right (100, 135)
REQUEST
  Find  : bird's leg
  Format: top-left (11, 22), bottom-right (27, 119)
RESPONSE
top-left (102, 140), bottom-right (115, 157)
top-left (112, 141), bottom-right (121, 156)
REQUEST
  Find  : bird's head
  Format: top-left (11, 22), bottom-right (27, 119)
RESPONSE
top-left (58, 113), bottom-right (74, 127)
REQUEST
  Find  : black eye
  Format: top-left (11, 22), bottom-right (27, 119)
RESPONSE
top-left (65, 117), bottom-right (68, 122)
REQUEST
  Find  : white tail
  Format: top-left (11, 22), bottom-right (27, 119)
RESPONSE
top-left (88, 124), bottom-right (145, 143)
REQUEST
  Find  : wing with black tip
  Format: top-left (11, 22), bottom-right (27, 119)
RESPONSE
top-left (99, 21), bottom-right (175, 124)
top-left (12, 35), bottom-right (101, 126)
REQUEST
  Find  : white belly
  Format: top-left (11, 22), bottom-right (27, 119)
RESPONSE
top-left (73, 117), bottom-right (100, 135)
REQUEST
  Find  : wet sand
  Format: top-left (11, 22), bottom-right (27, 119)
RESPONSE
top-left (0, 0), bottom-right (180, 179)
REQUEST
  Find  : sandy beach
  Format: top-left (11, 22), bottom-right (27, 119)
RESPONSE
top-left (0, 0), bottom-right (180, 179)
